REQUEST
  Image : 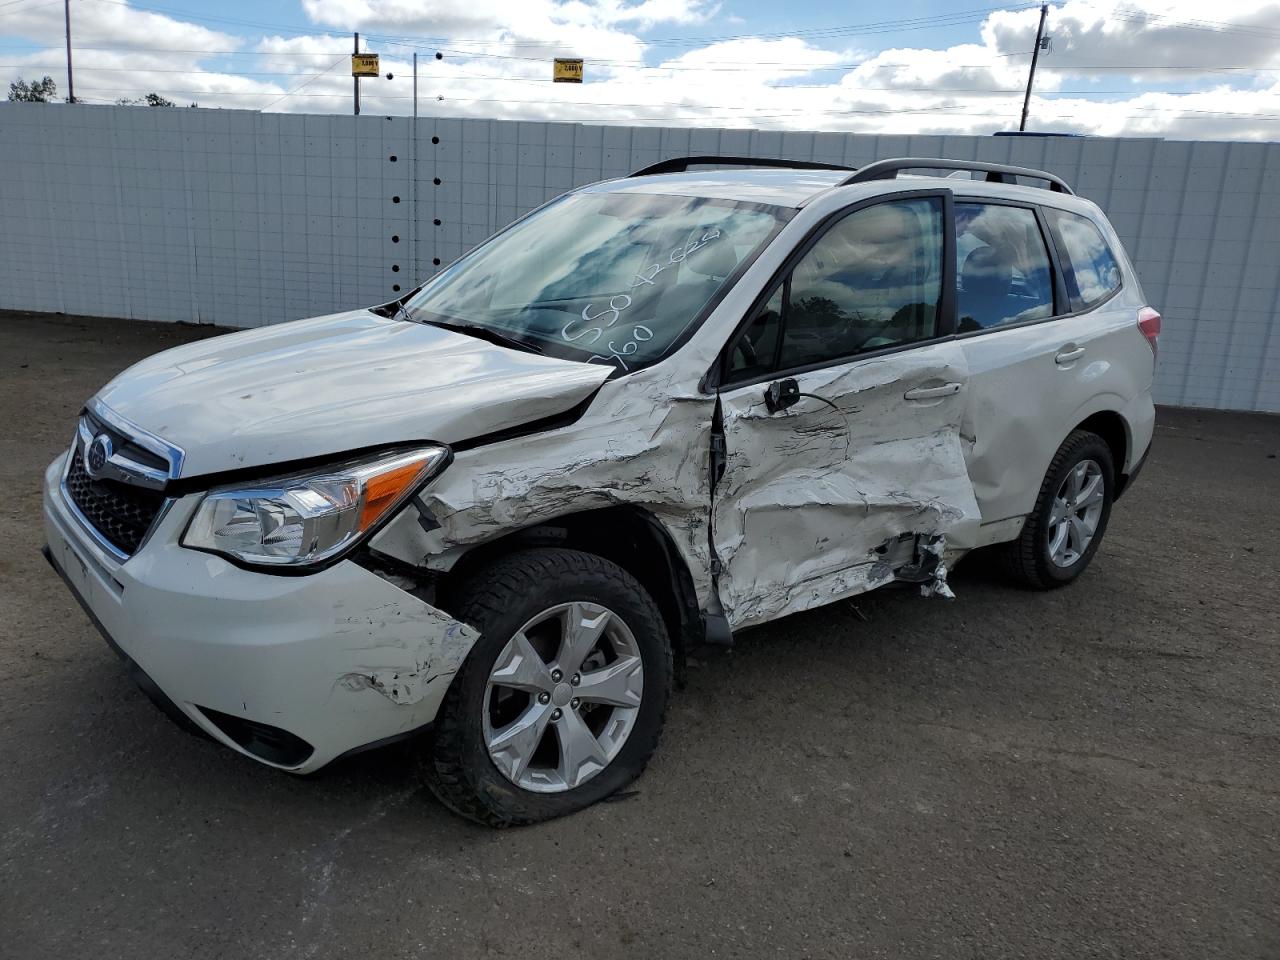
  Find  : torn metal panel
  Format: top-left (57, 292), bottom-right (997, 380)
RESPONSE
top-left (370, 200), bottom-right (986, 636)
top-left (885, 533), bottom-right (956, 600)
top-left (712, 342), bottom-right (980, 629)
top-left (374, 340), bottom-right (981, 634)
top-left (915, 536), bottom-right (956, 600)
top-left (371, 363), bottom-right (721, 608)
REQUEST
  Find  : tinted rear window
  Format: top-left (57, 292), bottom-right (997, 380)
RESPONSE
top-left (1044, 208), bottom-right (1122, 311)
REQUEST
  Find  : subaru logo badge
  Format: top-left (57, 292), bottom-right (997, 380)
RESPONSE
top-left (86, 433), bottom-right (113, 477)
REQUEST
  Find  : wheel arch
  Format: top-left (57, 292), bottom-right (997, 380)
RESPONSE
top-left (437, 506), bottom-right (704, 675)
top-left (1073, 410), bottom-right (1128, 476)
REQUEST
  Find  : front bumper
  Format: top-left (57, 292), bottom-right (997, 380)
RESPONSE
top-left (42, 455), bottom-right (477, 774)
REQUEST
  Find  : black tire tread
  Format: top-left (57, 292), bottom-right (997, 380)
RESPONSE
top-left (998, 429), bottom-right (1114, 590)
top-left (426, 547), bottom-right (672, 827)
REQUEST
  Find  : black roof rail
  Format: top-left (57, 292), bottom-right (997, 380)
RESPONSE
top-left (839, 157), bottom-right (1074, 194)
top-left (629, 155), bottom-right (855, 177)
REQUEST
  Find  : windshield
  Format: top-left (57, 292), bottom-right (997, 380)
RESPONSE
top-left (403, 191), bottom-right (790, 371)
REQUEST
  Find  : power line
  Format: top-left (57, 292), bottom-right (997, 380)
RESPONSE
top-left (63, 82), bottom-right (1280, 124)
top-left (0, 0), bottom-right (65, 16)
top-left (11, 60), bottom-right (1278, 102)
top-left (71, 1), bottom-right (1042, 49)
top-left (17, 0), bottom-right (1280, 58)
top-left (1103, 8), bottom-right (1280, 43)
top-left (412, 46), bottom-right (1033, 69)
top-left (5, 43), bottom-right (1279, 74)
top-left (0, 43), bottom-right (353, 55)
top-left (257, 53), bottom-right (346, 110)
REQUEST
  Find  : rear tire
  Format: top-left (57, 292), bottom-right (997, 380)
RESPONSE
top-left (999, 430), bottom-right (1115, 590)
top-left (426, 548), bottom-right (672, 827)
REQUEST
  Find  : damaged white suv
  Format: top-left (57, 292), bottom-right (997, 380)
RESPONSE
top-left (43, 156), bottom-right (1158, 825)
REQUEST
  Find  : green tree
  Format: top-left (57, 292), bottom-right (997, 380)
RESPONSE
top-left (8, 76), bottom-right (58, 102)
top-left (115, 92), bottom-right (195, 107)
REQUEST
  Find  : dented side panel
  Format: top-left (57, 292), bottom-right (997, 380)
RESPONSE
top-left (372, 187), bottom-right (989, 638)
top-left (712, 342), bottom-right (981, 629)
top-left (372, 363), bottom-right (721, 608)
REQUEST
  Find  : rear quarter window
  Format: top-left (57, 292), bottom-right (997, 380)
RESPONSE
top-left (1043, 208), bottom-right (1123, 311)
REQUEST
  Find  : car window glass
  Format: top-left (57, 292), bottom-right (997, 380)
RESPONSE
top-left (777, 197), bottom-right (943, 369)
top-left (955, 202), bottom-right (1054, 332)
top-left (728, 284), bottom-right (783, 379)
top-left (1044, 207), bottom-right (1122, 311)
top-left (406, 192), bottom-right (786, 372)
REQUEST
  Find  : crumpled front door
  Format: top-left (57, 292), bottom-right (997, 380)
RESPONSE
top-left (711, 341), bottom-right (981, 630)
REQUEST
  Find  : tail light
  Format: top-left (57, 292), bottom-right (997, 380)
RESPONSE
top-left (1137, 306), bottom-right (1161, 357)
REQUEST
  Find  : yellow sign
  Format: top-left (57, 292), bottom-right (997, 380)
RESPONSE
top-left (553, 58), bottom-right (584, 83)
top-left (351, 54), bottom-right (380, 77)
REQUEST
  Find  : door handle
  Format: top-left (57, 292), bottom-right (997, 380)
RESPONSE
top-left (903, 382), bottom-right (962, 401)
top-left (1055, 345), bottom-right (1086, 365)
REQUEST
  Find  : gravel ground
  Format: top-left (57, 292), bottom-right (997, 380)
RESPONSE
top-left (2, 311), bottom-right (1278, 960)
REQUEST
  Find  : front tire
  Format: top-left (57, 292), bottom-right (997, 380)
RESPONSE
top-left (999, 430), bottom-right (1116, 590)
top-left (426, 548), bottom-right (672, 826)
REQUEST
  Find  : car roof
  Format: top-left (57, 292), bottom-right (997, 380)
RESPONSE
top-left (584, 168), bottom-right (848, 207)
top-left (585, 167), bottom-right (1101, 217)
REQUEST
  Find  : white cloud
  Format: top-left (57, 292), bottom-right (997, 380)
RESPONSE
top-left (300, 0), bottom-right (717, 34)
top-left (2, 0), bottom-right (237, 53)
top-left (985, 0), bottom-right (1280, 74)
top-left (3, 0), bottom-right (1280, 139)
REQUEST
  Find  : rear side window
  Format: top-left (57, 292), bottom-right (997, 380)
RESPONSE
top-left (955, 202), bottom-right (1055, 332)
top-left (1043, 208), bottom-right (1122, 311)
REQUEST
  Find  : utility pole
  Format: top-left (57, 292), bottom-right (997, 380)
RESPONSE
top-left (1019, 3), bottom-right (1048, 132)
top-left (353, 31), bottom-right (360, 115)
top-left (64, 0), bottom-right (75, 103)
top-left (411, 51), bottom-right (418, 287)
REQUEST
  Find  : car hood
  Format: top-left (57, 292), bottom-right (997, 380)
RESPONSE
top-left (94, 310), bottom-right (611, 479)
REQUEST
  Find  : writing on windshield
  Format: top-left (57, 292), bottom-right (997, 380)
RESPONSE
top-left (562, 228), bottom-right (723, 370)
top-left (401, 192), bottom-right (785, 372)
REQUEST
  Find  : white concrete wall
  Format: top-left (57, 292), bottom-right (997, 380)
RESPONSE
top-left (1, 102), bottom-right (1278, 412)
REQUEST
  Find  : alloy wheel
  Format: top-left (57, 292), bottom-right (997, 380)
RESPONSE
top-left (482, 602), bottom-right (644, 793)
top-left (1047, 458), bottom-right (1105, 567)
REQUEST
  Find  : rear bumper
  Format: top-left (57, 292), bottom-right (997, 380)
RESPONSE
top-left (42, 454), bottom-right (478, 774)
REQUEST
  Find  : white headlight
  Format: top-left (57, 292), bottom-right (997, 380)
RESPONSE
top-left (182, 446), bottom-right (449, 568)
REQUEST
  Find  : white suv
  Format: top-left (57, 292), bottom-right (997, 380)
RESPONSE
top-left (42, 156), bottom-right (1158, 825)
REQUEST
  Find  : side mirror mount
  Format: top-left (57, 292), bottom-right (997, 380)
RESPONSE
top-left (764, 377), bottom-right (800, 413)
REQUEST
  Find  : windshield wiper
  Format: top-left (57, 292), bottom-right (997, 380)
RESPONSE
top-left (405, 313), bottom-right (544, 355)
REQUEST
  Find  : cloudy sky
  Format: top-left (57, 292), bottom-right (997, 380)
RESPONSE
top-left (2, 0), bottom-right (1280, 138)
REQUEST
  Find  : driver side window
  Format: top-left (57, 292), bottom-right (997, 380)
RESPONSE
top-left (728, 197), bottom-right (944, 379)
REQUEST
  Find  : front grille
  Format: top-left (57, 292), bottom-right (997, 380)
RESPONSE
top-left (64, 448), bottom-right (166, 556)
top-left (82, 410), bottom-right (170, 474)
